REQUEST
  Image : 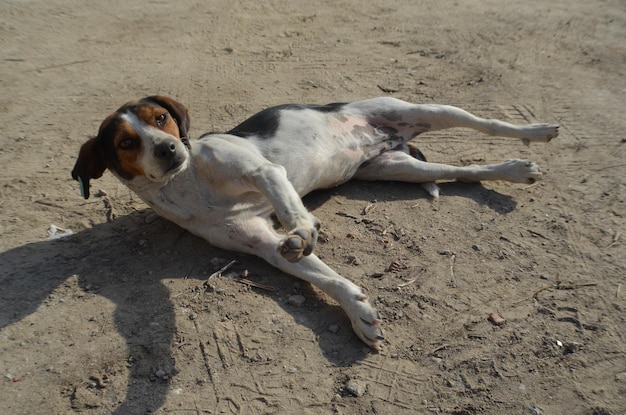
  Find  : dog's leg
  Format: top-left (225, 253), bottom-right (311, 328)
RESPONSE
top-left (346, 97), bottom-right (559, 142)
top-left (410, 103), bottom-right (559, 142)
top-left (355, 148), bottom-right (544, 190)
top-left (208, 217), bottom-right (385, 350)
top-left (245, 162), bottom-right (321, 262)
top-left (407, 143), bottom-right (441, 198)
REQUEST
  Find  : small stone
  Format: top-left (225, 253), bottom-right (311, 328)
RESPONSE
top-left (328, 324), bottom-right (340, 334)
top-left (488, 312), bottom-right (506, 326)
top-left (155, 369), bottom-right (167, 378)
top-left (563, 342), bottom-right (581, 355)
top-left (527, 405), bottom-right (542, 415)
top-left (345, 379), bottom-right (367, 397)
top-left (472, 244), bottom-right (482, 251)
top-left (347, 255), bottom-right (362, 265)
top-left (287, 367), bottom-right (297, 374)
top-left (287, 295), bottom-right (306, 307)
top-left (189, 312), bottom-right (198, 320)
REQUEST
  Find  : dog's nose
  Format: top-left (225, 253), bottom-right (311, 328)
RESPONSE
top-left (154, 140), bottom-right (177, 159)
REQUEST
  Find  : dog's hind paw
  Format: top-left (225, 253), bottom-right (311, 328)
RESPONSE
top-left (279, 226), bottom-right (318, 262)
top-left (501, 159), bottom-right (544, 184)
top-left (521, 123), bottom-right (559, 143)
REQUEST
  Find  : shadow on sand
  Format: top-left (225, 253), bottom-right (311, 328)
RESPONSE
top-left (0, 180), bottom-right (516, 413)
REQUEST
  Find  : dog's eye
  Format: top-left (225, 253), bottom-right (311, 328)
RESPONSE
top-left (119, 138), bottom-right (138, 150)
top-left (155, 113), bottom-right (168, 127)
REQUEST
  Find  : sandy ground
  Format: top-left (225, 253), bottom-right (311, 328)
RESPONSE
top-left (1, 0), bottom-right (625, 414)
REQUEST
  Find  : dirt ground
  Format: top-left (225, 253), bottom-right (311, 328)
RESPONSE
top-left (1, 0), bottom-right (625, 414)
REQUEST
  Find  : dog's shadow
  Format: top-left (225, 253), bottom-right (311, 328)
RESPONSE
top-left (0, 180), bottom-right (515, 414)
top-left (306, 179), bottom-right (519, 214)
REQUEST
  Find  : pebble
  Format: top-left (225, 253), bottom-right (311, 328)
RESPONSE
top-left (527, 405), bottom-right (542, 415)
top-left (472, 244), bottom-right (482, 251)
top-left (328, 324), bottom-right (340, 334)
top-left (345, 379), bottom-right (367, 397)
top-left (488, 312), bottom-right (506, 326)
top-left (347, 255), bottom-right (362, 265)
top-left (287, 295), bottom-right (306, 307)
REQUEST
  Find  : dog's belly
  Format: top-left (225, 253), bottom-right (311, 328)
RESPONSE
top-left (260, 114), bottom-right (404, 194)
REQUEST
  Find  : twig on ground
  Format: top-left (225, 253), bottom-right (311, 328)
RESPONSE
top-left (521, 181), bottom-right (540, 190)
top-left (449, 254), bottom-right (456, 287)
top-left (235, 278), bottom-right (276, 292)
top-left (514, 282), bottom-right (598, 304)
top-left (397, 278), bottom-right (418, 288)
top-left (102, 197), bottom-right (117, 222)
top-left (207, 260), bottom-right (237, 280)
top-left (607, 231), bottom-right (621, 248)
top-left (204, 259), bottom-right (237, 292)
top-left (431, 344), bottom-right (452, 356)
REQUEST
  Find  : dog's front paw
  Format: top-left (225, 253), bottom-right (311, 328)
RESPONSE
top-left (279, 226), bottom-right (319, 262)
top-left (345, 293), bottom-right (385, 351)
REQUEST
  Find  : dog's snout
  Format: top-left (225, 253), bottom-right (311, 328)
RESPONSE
top-left (155, 140), bottom-right (177, 159)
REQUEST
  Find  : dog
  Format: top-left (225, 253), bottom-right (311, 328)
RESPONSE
top-left (72, 96), bottom-right (558, 350)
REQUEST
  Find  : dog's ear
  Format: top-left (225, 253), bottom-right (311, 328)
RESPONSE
top-left (144, 96), bottom-right (190, 139)
top-left (71, 136), bottom-right (106, 199)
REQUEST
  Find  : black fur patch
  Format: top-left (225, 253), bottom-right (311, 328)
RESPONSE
top-left (407, 142), bottom-right (427, 162)
top-left (228, 103), bottom-right (346, 138)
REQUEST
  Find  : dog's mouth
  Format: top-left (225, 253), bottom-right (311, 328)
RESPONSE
top-left (166, 156), bottom-right (187, 174)
top-left (181, 136), bottom-right (190, 149)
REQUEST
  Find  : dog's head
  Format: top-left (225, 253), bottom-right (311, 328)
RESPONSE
top-left (71, 96), bottom-right (191, 199)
